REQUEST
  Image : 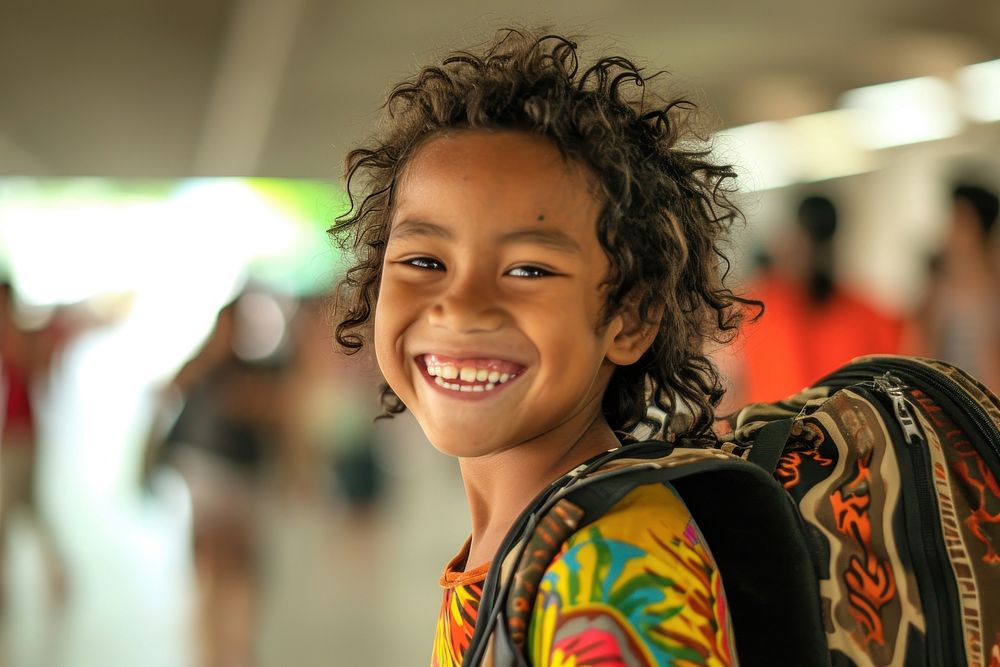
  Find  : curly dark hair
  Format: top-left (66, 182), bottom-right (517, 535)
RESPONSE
top-left (331, 28), bottom-right (756, 440)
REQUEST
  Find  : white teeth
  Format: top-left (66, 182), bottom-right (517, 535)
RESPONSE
top-left (435, 376), bottom-right (463, 390)
top-left (431, 378), bottom-right (500, 393)
top-left (425, 358), bottom-right (519, 393)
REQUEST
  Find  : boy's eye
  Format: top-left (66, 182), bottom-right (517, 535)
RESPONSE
top-left (404, 257), bottom-right (444, 270)
top-left (506, 265), bottom-right (552, 278)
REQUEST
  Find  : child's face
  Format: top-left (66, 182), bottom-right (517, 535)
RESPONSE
top-left (373, 130), bottom-right (628, 458)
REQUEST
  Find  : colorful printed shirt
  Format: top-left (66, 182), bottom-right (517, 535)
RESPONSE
top-left (431, 483), bottom-right (735, 666)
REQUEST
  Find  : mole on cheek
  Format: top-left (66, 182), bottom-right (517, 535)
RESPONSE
top-left (537, 214), bottom-right (545, 221)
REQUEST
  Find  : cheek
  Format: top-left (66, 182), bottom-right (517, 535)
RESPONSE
top-left (531, 302), bottom-right (606, 361)
top-left (372, 277), bottom-right (420, 390)
top-left (372, 298), bottom-right (398, 378)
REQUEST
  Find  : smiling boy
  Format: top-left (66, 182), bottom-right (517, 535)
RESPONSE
top-left (333, 29), bottom-right (751, 666)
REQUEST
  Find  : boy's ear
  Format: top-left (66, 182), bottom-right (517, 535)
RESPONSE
top-left (605, 299), bottom-right (662, 366)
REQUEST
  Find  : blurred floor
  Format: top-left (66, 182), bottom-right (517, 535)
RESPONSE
top-left (256, 414), bottom-right (469, 666)
top-left (0, 410), bottom-right (469, 667)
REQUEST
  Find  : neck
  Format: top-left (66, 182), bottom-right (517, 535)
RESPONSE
top-left (457, 412), bottom-right (620, 569)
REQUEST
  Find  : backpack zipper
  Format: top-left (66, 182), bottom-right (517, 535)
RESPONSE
top-left (827, 358), bottom-right (1000, 464)
top-left (872, 372), bottom-right (923, 444)
top-left (866, 375), bottom-right (961, 667)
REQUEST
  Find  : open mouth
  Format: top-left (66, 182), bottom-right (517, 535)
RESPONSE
top-left (418, 353), bottom-right (525, 394)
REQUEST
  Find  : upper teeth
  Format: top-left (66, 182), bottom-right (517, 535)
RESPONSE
top-left (427, 363), bottom-right (515, 385)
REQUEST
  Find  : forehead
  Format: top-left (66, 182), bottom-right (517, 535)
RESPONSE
top-left (393, 130), bottom-right (602, 226)
top-left (406, 129), bottom-right (572, 172)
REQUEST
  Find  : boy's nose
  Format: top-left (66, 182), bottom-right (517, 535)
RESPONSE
top-left (428, 279), bottom-right (505, 333)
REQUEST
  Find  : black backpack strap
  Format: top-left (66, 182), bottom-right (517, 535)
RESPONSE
top-left (745, 417), bottom-right (794, 474)
top-left (463, 446), bottom-right (633, 667)
top-left (667, 460), bottom-right (829, 666)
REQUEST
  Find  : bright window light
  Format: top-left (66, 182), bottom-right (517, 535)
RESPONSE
top-left (785, 109), bottom-right (874, 182)
top-left (715, 121), bottom-right (797, 192)
top-left (958, 58), bottom-right (1000, 123)
top-left (716, 110), bottom-right (874, 192)
top-left (840, 76), bottom-right (961, 149)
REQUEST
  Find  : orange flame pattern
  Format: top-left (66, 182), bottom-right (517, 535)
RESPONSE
top-left (829, 448), bottom-right (897, 647)
top-left (776, 448), bottom-right (834, 489)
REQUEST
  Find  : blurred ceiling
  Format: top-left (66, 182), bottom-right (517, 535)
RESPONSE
top-left (1, 0), bottom-right (998, 179)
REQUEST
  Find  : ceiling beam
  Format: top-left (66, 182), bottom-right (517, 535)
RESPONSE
top-left (192, 0), bottom-right (306, 176)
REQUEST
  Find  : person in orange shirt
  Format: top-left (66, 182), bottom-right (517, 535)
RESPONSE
top-left (721, 195), bottom-right (905, 407)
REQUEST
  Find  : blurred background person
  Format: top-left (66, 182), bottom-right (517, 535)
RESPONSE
top-left (281, 295), bottom-right (385, 527)
top-left (143, 286), bottom-right (295, 667)
top-left (719, 195), bottom-right (907, 408)
top-left (0, 281), bottom-right (114, 619)
top-left (915, 182), bottom-right (1000, 390)
top-left (0, 281), bottom-right (67, 618)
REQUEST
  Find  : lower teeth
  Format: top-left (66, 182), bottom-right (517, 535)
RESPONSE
top-left (434, 376), bottom-right (497, 392)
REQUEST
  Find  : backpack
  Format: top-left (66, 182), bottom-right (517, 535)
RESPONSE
top-left (462, 355), bottom-right (1000, 666)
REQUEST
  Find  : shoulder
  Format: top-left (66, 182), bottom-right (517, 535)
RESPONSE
top-left (568, 481), bottom-right (697, 547)
top-left (546, 483), bottom-right (719, 599)
top-left (528, 483), bottom-right (735, 666)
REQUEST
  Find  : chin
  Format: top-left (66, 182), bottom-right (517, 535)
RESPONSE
top-left (422, 429), bottom-right (509, 459)
top-left (425, 435), bottom-right (489, 458)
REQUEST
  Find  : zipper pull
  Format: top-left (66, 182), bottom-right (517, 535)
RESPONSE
top-left (872, 373), bottom-right (923, 444)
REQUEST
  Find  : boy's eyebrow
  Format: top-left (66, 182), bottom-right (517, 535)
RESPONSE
top-left (389, 220), bottom-right (453, 241)
top-left (499, 229), bottom-right (581, 253)
top-left (390, 219), bottom-right (581, 254)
